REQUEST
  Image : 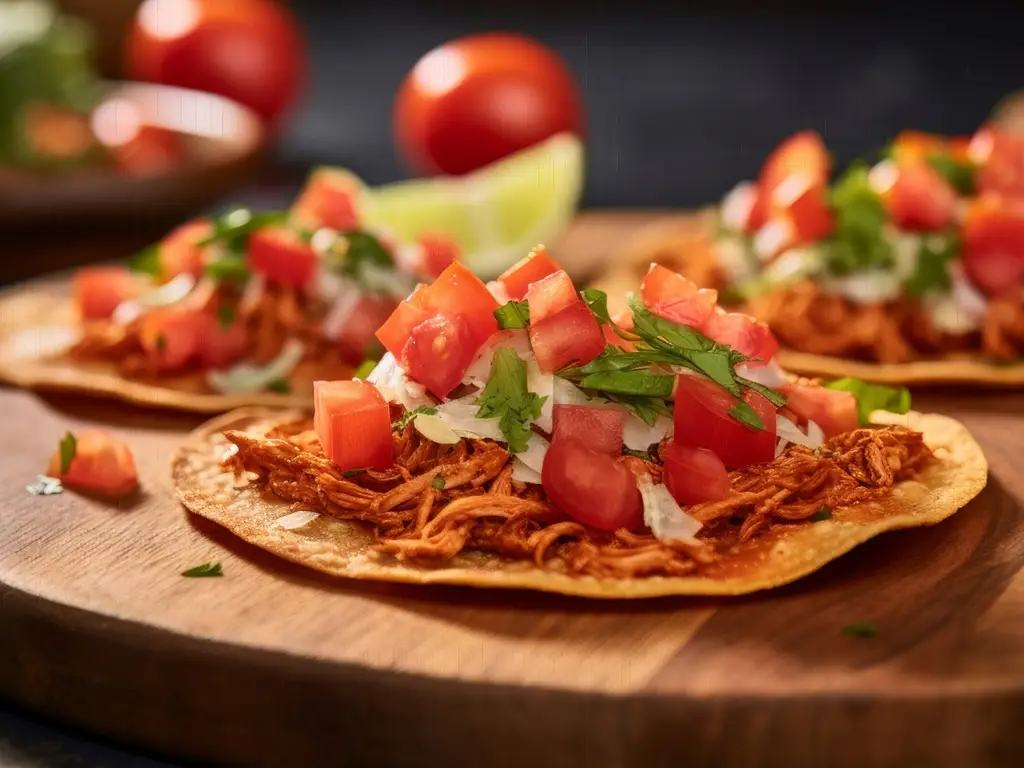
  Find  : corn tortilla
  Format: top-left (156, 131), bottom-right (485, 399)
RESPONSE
top-left (172, 407), bottom-right (988, 599)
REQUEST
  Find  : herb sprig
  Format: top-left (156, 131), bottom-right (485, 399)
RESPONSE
top-left (475, 348), bottom-right (546, 453)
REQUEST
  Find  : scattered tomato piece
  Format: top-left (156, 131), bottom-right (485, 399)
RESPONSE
top-left (248, 226), bottom-right (318, 287)
top-left (159, 219), bottom-right (212, 280)
top-left (47, 430), bottom-right (138, 497)
top-left (700, 309), bottom-right (779, 366)
top-left (961, 194), bottom-right (1024, 296)
top-left (138, 307), bottom-right (206, 371)
top-left (529, 299), bottom-right (605, 372)
top-left (870, 160), bottom-right (955, 231)
top-left (778, 383), bottom-right (858, 438)
top-left (73, 267), bottom-right (145, 321)
top-left (541, 438), bottom-right (643, 532)
top-left (291, 169), bottom-right (361, 231)
top-left (314, 380), bottom-right (393, 471)
top-left (416, 233), bottom-right (461, 279)
top-left (661, 442), bottom-right (731, 506)
top-left (402, 313), bottom-right (478, 399)
top-left (552, 405), bottom-right (624, 455)
top-left (416, 262), bottom-right (499, 348)
top-left (498, 245), bottom-right (562, 300)
top-left (640, 263), bottom-right (718, 327)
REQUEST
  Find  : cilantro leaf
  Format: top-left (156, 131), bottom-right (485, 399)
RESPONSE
top-left (577, 370), bottom-right (675, 398)
top-left (728, 400), bottom-right (765, 431)
top-left (392, 406), bottom-right (438, 431)
top-left (432, 476), bottom-right (446, 490)
top-left (266, 378), bottom-right (291, 394)
top-left (604, 394), bottom-right (672, 427)
top-left (824, 377), bottom-right (911, 425)
top-left (842, 622), bottom-right (878, 638)
top-left (204, 251), bottom-right (250, 285)
top-left (217, 304), bottom-right (236, 329)
top-left (823, 162), bottom-right (892, 276)
top-left (181, 562), bottom-right (223, 578)
top-left (926, 154), bottom-right (975, 196)
top-left (353, 359), bottom-right (377, 379)
top-left (809, 506), bottom-right (833, 522)
top-left (128, 244), bottom-right (162, 276)
top-left (475, 348), bottom-right (546, 453)
top-left (198, 208), bottom-right (287, 249)
top-left (58, 432), bottom-right (77, 474)
top-left (494, 300), bottom-right (531, 329)
top-left (902, 232), bottom-right (960, 298)
top-left (736, 376), bottom-right (788, 408)
top-left (580, 287), bottom-right (614, 326)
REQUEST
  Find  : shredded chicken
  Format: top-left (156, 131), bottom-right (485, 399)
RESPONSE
top-left (223, 414), bottom-right (933, 579)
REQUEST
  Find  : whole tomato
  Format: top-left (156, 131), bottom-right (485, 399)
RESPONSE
top-left (126, 0), bottom-right (306, 125)
top-left (394, 32), bottom-right (584, 176)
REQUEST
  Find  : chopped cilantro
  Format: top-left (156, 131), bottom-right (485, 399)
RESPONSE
top-left (217, 304), bottom-right (236, 329)
top-left (494, 300), bottom-right (531, 329)
top-left (580, 287), bottom-right (614, 326)
top-left (181, 562), bottom-right (223, 578)
top-left (204, 251), bottom-right (250, 285)
top-left (824, 378), bottom-right (911, 426)
top-left (823, 162), bottom-right (892, 276)
top-left (337, 230), bottom-right (393, 276)
top-left (809, 506), bottom-right (833, 522)
top-left (432, 476), bottom-right (446, 490)
top-left (128, 244), bottom-right (162, 276)
top-left (58, 432), bottom-right (76, 474)
top-left (842, 622), bottom-right (878, 638)
top-left (353, 359), bottom-right (377, 380)
top-left (265, 378), bottom-right (291, 394)
top-left (926, 154), bottom-right (975, 196)
top-left (198, 208), bottom-right (287, 249)
top-left (475, 348), bottom-right (546, 453)
top-left (902, 232), bottom-right (960, 298)
top-left (577, 370), bottom-right (675, 399)
top-left (728, 401), bottom-right (765, 431)
top-left (392, 406), bottom-right (438, 431)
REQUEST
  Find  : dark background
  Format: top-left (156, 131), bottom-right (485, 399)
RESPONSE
top-left (2, 1), bottom-right (1023, 765)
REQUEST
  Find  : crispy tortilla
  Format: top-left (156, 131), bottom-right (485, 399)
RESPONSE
top-left (0, 279), bottom-right (328, 412)
top-left (596, 211), bottom-right (1024, 387)
top-left (172, 407), bottom-right (987, 598)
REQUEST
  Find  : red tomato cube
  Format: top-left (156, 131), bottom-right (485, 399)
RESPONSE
top-left (248, 226), bottom-right (318, 287)
top-left (159, 219), bottom-right (212, 280)
top-left (699, 309), bottom-right (779, 365)
top-left (337, 294), bottom-right (398, 365)
top-left (661, 441), bottom-right (731, 506)
top-left (552, 405), bottom-right (624, 454)
top-left (524, 269), bottom-right (578, 325)
top-left (73, 267), bottom-right (145, 321)
top-left (314, 380), bottom-right (393, 470)
top-left (529, 299), bottom-right (605, 373)
top-left (196, 311), bottom-right (248, 369)
top-left (417, 233), bottom-right (461, 279)
top-left (778, 383), bottom-right (858, 439)
top-left (870, 160), bottom-right (955, 232)
top-left (291, 169), bottom-right (361, 232)
top-left (640, 263), bottom-right (718, 327)
top-left (962, 195), bottom-right (1024, 296)
top-left (498, 245), bottom-right (562, 300)
top-left (401, 313), bottom-right (478, 399)
top-left (375, 298), bottom-right (432, 361)
top-left (541, 437), bottom-right (643, 531)
top-left (138, 307), bottom-right (207, 372)
top-left (416, 261), bottom-right (499, 347)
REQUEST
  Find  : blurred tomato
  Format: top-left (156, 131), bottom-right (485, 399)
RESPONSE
top-left (394, 33), bottom-right (583, 176)
top-left (126, 0), bottom-right (306, 124)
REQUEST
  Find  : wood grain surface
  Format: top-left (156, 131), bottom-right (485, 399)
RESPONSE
top-left (1, 213), bottom-right (1024, 767)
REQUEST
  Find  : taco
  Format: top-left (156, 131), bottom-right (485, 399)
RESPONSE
top-left (173, 250), bottom-right (987, 598)
top-left (596, 124), bottom-right (1024, 385)
top-left (0, 169), bottom-right (460, 411)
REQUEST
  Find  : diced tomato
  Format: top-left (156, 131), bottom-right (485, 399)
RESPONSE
top-left (416, 262), bottom-right (499, 347)
top-left (529, 300), bottom-right (605, 373)
top-left (888, 130), bottom-right (947, 165)
top-left (73, 267), bottom-right (146, 321)
top-left (523, 269), bottom-right (578, 325)
top-left (961, 194), bottom-right (1024, 296)
top-left (111, 125), bottom-right (183, 177)
top-left (375, 296), bottom-right (431, 361)
top-left (138, 307), bottom-right (207, 371)
top-left (417, 233), bottom-right (460, 279)
top-left (673, 374), bottom-right (777, 469)
top-left (759, 130), bottom-right (830, 209)
top-left (402, 313), bottom-right (477, 399)
top-left (158, 219), bottom-right (212, 280)
top-left (291, 169), bottom-right (361, 232)
top-left (337, 294), bottom-right (398, 365)
top-left (947, 135), bottom-right (972, 165)
top-left (778, 383), bottom-right (858, 438)
top-left (661, 441), bottom-right (731, 506)
top-left (196, 312), bottom-right (248, 369)
top-left (498, 245), bottom-right (562, 300)
top-left (47, 429), bottom-right (138, 497)
top-left (970, 125), bottom-right (1024, 199)
top-left (602, 323), bottom-right (635, 351)
top-left (770, 172), bottom-right (834, 243)
top-left (720, 181), bottom-right (766, 233)
top-left (313, 380), bottom-right (392, 471)
top-left (541, 438), bottom-right (643, 532)
top-left (612, 308), bottom-right (635, 331)
top-left (552, 405), bottom-right (624, 455)
top-left (870, 160), bottom-right (955, 231)
top-left (700, 309), bottom-right (779, 366)
top-left (640, 263), bottom-right (718, 327)
top-left (248, 226), bottom-right (318, 287)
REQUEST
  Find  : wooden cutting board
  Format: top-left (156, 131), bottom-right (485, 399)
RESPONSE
top-left (1, 212), bottom-right (1024, 768)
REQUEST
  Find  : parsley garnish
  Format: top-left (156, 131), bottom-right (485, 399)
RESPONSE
top-left (198, 208), bottom-right (287, 249)
top-left (26, 475), bottom-right (63, 496)
top-left (902, 232), bottom-right (960, 298)
top-left (217, 304), bottom-right (236, 329)
top-left (842, 622), bottom-right (878, 638)
top-left (58, 432), bottom-right (76, 474)
top-left (494, 300), bottom-right (531, 329)
top-left (475, 348), bottom-right (546, 453)
top-left (392, 406), bottom-right (438, 431)
top-left (432, 476), bottom-right (446, 490)
top-left (809, 506), bottom-right (833, 522)
top-left (823, 162), bottom-right (891, 276)
top-left (926, 154), bottom-right (975, 196)
top-left (266, 378), bottom-right (291, 394)
top-left (181, 562), bottom-right (223, 578)
top-left (824, 378), bottom-right (911, 426)
top-left (204, 251), bottom-right (250, 285)
top-left (128, 244), bottom-right (162, 276)
top-left (353, 359), bottom-right (377, 380)
top-left (580, 287), bottom-right (615, 326)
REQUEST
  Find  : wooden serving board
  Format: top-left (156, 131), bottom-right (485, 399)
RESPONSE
top-left (2, 213), bottom-right (1024, 767)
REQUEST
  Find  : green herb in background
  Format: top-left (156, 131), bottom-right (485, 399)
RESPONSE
top-left (926, 154), bottom-right (976, 196)
top-left (181, 562), bottom-right (223, 578)
top-left (902, 232), bottom-right (960, 298)
top-left (128, 245), bottom-right (162, 276)
top-left (204, 251), bottom-right (251, 285)
top-left (823, 162), bottom-right (892, 276)
top-left (217, 304), bottom-right (236, 329)
top-left (809, 506), bottom-right (833, 522)
top-left (198, 208), bottom-right (287, 249)
top-left (431, 476), bottom-right (446, 490)
top-left (265, 378), bottom-right (291, 394)
top-left (824, 378), bottom-right (911, 426)
top-left (842, 622), bottom-right (878, 638)
top-left (58, 431), bottom-right (77, 474)
top-left (353, 359), bottom-right (378, 380)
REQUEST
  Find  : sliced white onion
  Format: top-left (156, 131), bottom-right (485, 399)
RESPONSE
top-left (516, 433), bottom-right (550, 474)
top-left (762, 246), bottom-right (823, 285)
top-left (888, 228), bottom-right (923, 282)
top-left (321, 279), bottom-right (363, 340)
top-left (552, 376), bottom-right (602, 407)
top-left (775, 414), bottom-right (824, 449)
top-left (487, 280), bottom-right (511, 304)
top-left (433, 396), bottom-right (504, 441)
top-left (712, 236), bottom-right (758, 283)
top-left (719, 181), bottom-right (758, 232)
top-left (925, 261), bottom-right (989, 335)
top-left (394, 242), bottom-right (424, 276)
top-left (806, 419), bottom-right (825, 446)
top-left (112, 273), bottom-right (197, 325)
top-left (239, 273), bottom-right (267, 315)
top-left (277, 510), bottom-right (320, 530)
top-left (312, 262), bottom-right (346, 303)
top-left (736, 359), bottom-right (788, 387)
top-left (461, 329), bottom-right (533, 387)
top-left (774, 437), bottom-right (790, 458)
top-left (528, 359), bottom-right (555, 433)
top-left (511, 459), bottom-right (543, 485)
top-left (825, 270), bottom-right (902, 304)
top-left (359, 262), bottom-right (415, 300)
top-left (753, 219), bottom-right (794, 263)
top-left (638, 475), bottom-right (702, 544)
top-left (413, 414), bottom-right (461, 445)
top-left (207, 338), bottom-right (305, 393)
top-left (310, 227), bottom-right (340, 255)
top-left (366, 353), bottom-right (435, 412)
top-left (621, 413), bottom-right (673, 452)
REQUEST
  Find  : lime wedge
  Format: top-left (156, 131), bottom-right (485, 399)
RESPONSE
top-left (359, 133), bottom-right (584, 279)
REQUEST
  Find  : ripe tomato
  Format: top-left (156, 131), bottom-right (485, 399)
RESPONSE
top-left (552, 405), bottom-right (624, 455)
top-left (314, 380), bottom-right (392, 471)
top-left (110, 125), bottom-right (183, 177)
top-left (720, 181), bottom-right (765, 233)
top-left (640, 263), bottom-right (718, 327)
top-left (138, 307), bottom-right (206, 371)
top-left (541, 438), bottom-right (643, 532)
top-left (196, 312), bottom-right (248, 369)
top-left (402, 313), bottom-right (478, 399)
top-left (73, 267), bottom-right (145, 321)
top-left (529, 300), bottom-right (605, 373)
top-left (291, 169), bottom-right (360, 232)
top-left (248, 226), bottom-right (317, 287)
top-left (394, 33), bottom-right (583, 176)
top-left (961, 195), bottom-right (1024, 296)
top-left (673, 374), bottom-right (777, 469)
top-left (661, 441), bottom-right (731, 506)
top-left (524, 269), bottom-right (578, 324)
top-left (778, 383), bottom-right (858, 438)
top-left (375, 298), bottom-right (431, 362)
top-left (498, 245), bottom-right (561, 300)
top-left (336, 295), bottom-right (398, 365)
top-left (970, 125), bottom-right (1024, 199)
top-left (759, 130), bottom-right (830, 209)
top-left (770, 173), bottom-right (834, 243)
top-left (417, 262), bottom-right (499, 347)
top-left (870, 160), bottom-right (955, 231)
top-left (417, 233), bottom-right (460, 279)
top-left (126, 0), bottom-right (306, 124)
top-left (48, 429), bottom-right (139, 497)
top-left (159, 219), bottom-right (212, 280)
top-left (700, 309), bottom-right (779, 366)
